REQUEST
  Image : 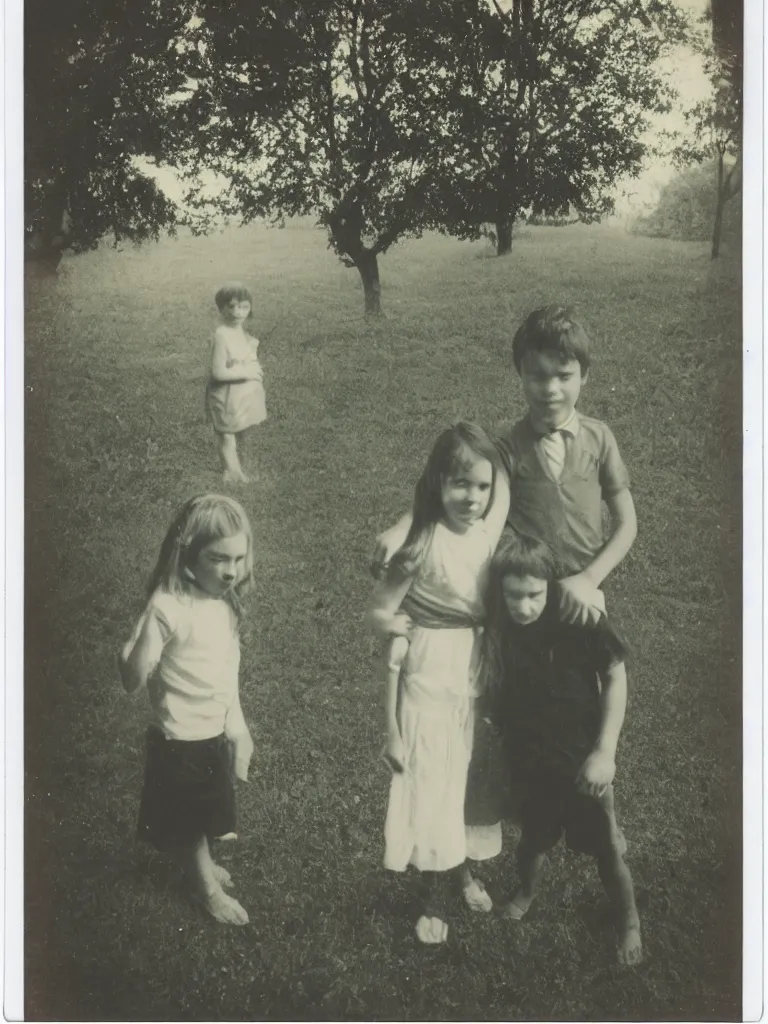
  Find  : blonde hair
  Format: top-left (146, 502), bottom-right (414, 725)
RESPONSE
top-left (148, 494), bottom-right (253, 618)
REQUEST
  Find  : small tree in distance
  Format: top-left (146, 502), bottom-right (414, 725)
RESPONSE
top-left (167, 1), bottom-right (450, 316)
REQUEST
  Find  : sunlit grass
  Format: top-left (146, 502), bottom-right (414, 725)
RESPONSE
top-left (25, 221), bottom-right (741, 1021)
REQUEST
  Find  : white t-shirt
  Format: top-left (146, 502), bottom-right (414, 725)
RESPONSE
top-left (140, 588), bottom-right (241, 741)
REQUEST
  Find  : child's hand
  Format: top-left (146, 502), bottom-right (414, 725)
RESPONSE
top-left (230, 730), bottom-right (254, 782)
top-left (576, 748), bottom-right (616, 797)
top-left (388, 612), bottom-right (412, 639)
top-left (558, 574), bottom-right (605, 626)
top-left (388, 634), bottom-right (410, 670)
top-left (383, 730), bottom-right (405, 773)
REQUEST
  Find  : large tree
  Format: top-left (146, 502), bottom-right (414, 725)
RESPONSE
top-left (25, 0), bottom-right (192, 270)
top-left (164, 1), bottom-right (457, 315)
top-left (414, 0), bottom-right (689, 255)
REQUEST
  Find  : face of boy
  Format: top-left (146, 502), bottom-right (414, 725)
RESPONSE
top-left (440, 452), bottom-right (493, 533)
top-left (519, 351), bottom-right (586, 431)
top-left (502, 573), bottom-right (548, 625)
top-left (190, 532), bottom-right (249, 597)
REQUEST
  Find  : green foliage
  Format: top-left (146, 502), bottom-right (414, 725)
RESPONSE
top-left (164, 0), bottom-right (450, 311)
top-left (630, 160), bottom-right (741, 242)
top-left (415, 0), bottom-right (690, 243)
top-left (25, 0), bottom-right (192, 257)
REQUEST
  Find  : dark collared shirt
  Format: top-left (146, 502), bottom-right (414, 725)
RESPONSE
top-left (495, 412), bottom-right (630, 576)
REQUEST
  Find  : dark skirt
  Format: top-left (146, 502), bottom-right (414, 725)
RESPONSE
top-left (464, 708), bottom-right (508, 828)
top-left (137, 727), bottom-right (237, 850)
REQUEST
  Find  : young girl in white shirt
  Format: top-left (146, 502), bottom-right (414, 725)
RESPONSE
top-left (119, 494), bottom-right (255, 925)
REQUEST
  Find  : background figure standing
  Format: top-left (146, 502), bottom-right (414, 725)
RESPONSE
top-left (206, 282), bottom-right (267, 483)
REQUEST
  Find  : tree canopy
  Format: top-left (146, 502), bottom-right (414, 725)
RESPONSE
top-left (415, 0), bottom-right (689, 254)
top-left (27, 0), bottom-right (700, 301)
top-left (25, 0), bottom-right (191, 268)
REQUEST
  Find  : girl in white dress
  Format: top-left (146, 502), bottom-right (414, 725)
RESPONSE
top-left (369, 423), bottom-right (510, 944)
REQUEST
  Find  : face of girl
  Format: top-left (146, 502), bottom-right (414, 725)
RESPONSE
top-left (501, 573), bottom-right (548, 625)
top-left (221, 298), bottom-right (251, 325)
top-left (189, 532), bottom-right (249, 597)
top-left (440, 450), bottom-right (493, 533)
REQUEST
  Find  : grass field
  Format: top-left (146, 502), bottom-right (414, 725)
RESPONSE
top-left (25, 221), bottom-right (742, 1021)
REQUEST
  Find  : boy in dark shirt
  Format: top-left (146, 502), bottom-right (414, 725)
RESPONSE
top-left (495, 305), bottom-right (637, 625)
top-left (486, 530), bottom-right (642, 966)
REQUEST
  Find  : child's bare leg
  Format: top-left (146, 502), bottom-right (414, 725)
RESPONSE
top-left (596, 848), bottom-right (642, 965)
top-left (185, 836), bottom-right (248, 925)
top-left (415, 870), bottom-right (449, 944)
top-left (237, 429), bottom-right (260, 481)
top-left (210, 862), bottom-right (233, 888)
top-left (217, 432), bottom-right (248, 483)
top-left (503, 834), bottom-right (546, 920)
top-left (459, 860), bottom-right (493, 912)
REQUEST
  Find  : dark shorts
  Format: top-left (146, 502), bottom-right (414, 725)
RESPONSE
top-left (519, 775), bottom-right (619, 859)
top-left (464, 712), bottom-right (508, 828)
top-left (137, 727), bottom-right (236, 850)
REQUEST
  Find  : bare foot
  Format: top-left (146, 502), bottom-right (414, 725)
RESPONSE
top-left (222, 469), bottom-right (249, 484)
top-left (415, 915), bottom-right (448, 944)
top-left (502, 890), bottom-right (535, 921)
top-left (462, 876), bottom-right (493, 913)
top-left (617, 924), bottom-right (643, 966)
top-left (211, 863), bottom-right (233, 889)
top-left (198, 886), bottom-right (249, 925)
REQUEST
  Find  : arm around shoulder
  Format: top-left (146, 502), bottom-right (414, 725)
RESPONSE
top-left (584, 487), bottom-right (637, 587)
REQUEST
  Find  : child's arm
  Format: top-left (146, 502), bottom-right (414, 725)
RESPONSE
top-left (225, 693), bottom-right (254, 782)
top-left (383, 635), bottom-right (409, 772)
top-left (118, 609), bottom-right (165, 694)
top-left (483, 463), bottom-right (511, 543)
top-left (559, 488), bottom-right (637, 625)
top-left (575, 659), bottom-right (627, 797)
top-left (367, 566), bottom-right (414, 638)
top-left (370, 514), bottom-right (412, 579)
top-left (210, 331), bottom-right (262, 382)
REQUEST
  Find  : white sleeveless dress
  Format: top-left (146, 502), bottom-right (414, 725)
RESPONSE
top-left (384, 520), bottom-right (497, 873)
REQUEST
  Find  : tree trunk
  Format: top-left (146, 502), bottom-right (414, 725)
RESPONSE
top-left (495, 215), bottom-right (514, 256)
top-left (711, 152), bottom-right (725, 260)
top-left (356, 250), bottom-right (382, 315)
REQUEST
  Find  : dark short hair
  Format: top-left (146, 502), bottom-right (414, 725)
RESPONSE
top-left (214, 281), bottom-right (253, 311)
top-left (491, 529), bottom-right (559, 582)
top-left (512, 305), bottom-right (591, 374)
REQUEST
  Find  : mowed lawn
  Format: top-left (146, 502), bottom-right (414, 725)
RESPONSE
top-left (25, 221), bottom-right (741, 1022)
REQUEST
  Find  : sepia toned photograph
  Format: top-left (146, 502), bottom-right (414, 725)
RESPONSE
top-left (21, 0), bottom-right (749, 1020)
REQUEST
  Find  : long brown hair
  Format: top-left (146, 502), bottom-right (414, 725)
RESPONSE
top-left (390, 422), bottom-right (503, 577)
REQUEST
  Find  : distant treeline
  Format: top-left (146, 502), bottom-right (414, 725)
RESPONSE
top-left (630, 160), bottom-right (741, 243)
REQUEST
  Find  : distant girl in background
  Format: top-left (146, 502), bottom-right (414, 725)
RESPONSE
top-left (369, 423), bottom-right (510, 944)
top-left (119, 494), bottom-right (255, 926)
top-left (206, 282), bottom-right (267, 483)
